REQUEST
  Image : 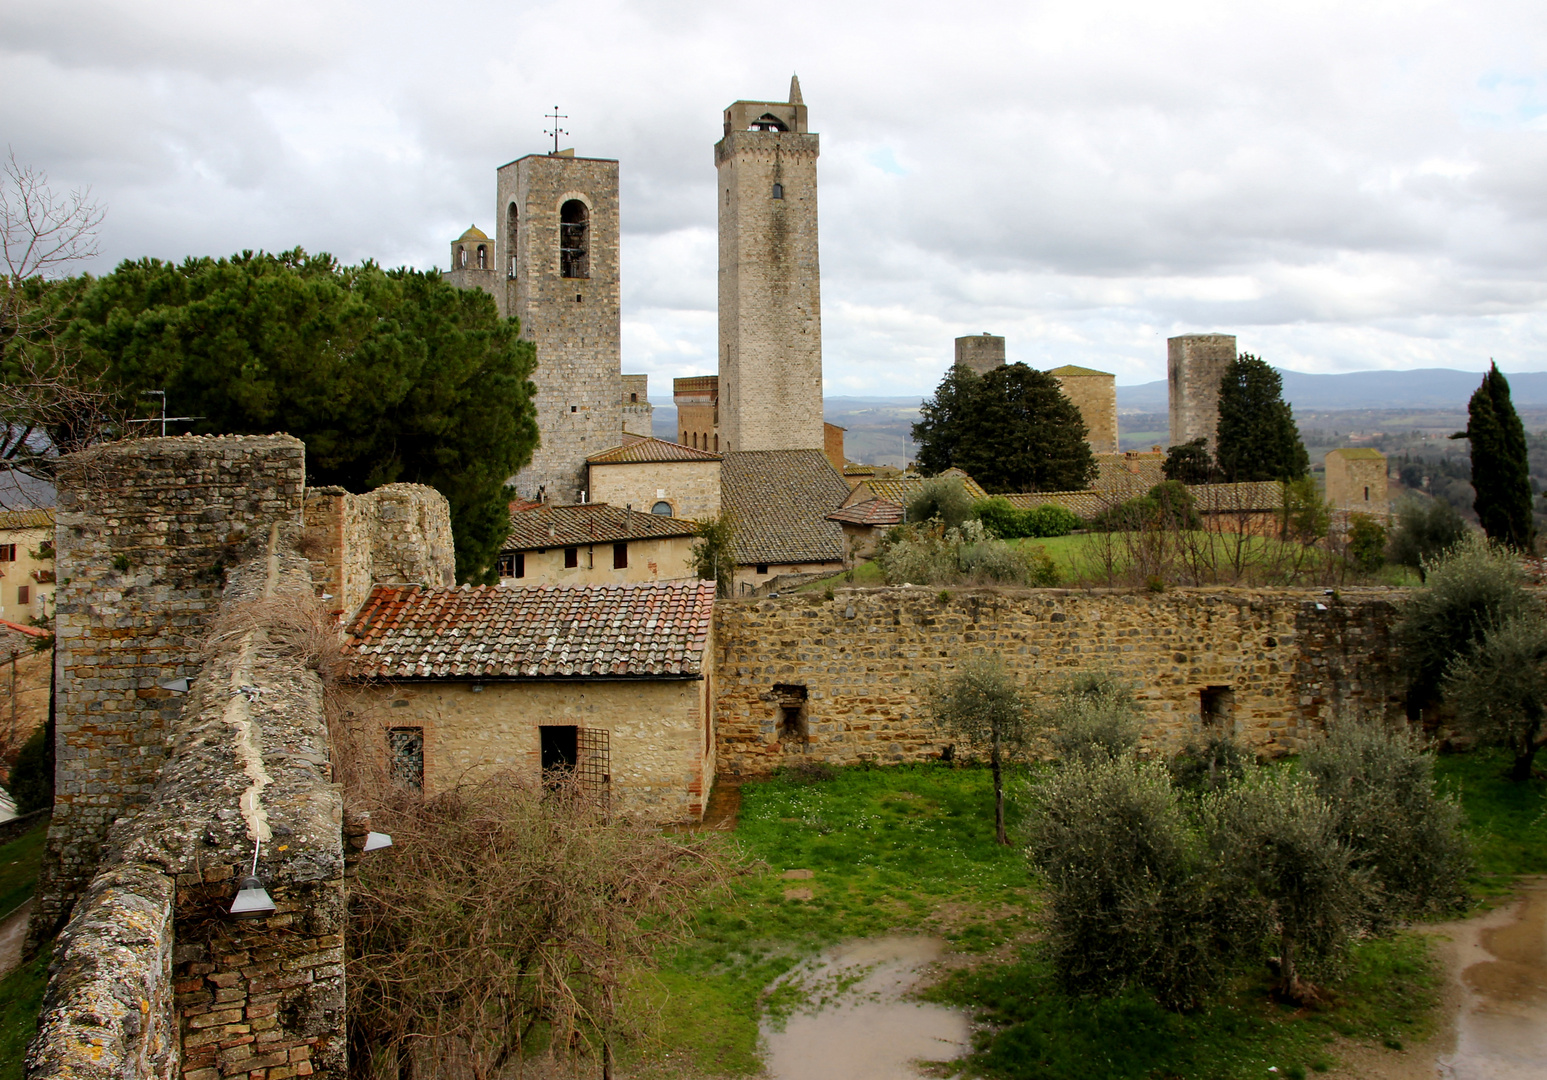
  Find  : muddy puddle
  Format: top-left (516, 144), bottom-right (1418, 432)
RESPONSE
top-left (760, 936), bottom-right (969, 1080)
top-left (1436, 879), bottom-right (1547, 1080)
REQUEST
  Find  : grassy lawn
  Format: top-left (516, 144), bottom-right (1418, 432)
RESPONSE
top-left (0, 818), bottom-right (50, 1080)
top-left (0, 819), bottom-right (48, 921)
top-left (635, 759), bottom-right (1492, 1078)
top-left (1434, 747), bottom-right (1547, 890)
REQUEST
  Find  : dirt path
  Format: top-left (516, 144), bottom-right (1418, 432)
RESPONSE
top-left (0, 897), bottom-right (34, 979)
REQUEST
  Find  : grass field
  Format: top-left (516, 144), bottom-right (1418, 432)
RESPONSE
top-left (0, 818), bottom-right (50, 1080)
top-left (632, 752), bottom-right (1526, 1078)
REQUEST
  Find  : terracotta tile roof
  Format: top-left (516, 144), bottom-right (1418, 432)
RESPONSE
top-left (0, 508), bottom-right (54, 531)
top-left (827, 498), bottom-right (905, 527)
top-left (1001, 480), bottom-right (1287, 518)
top-left (344, 580), bottom-right (716, 680)
top-left (1001, 489), bottom-right (1124, 518)
top-left (845, 469), bottom-right (988, 507)
top-left (1092, 454), bottom-right (1166, 493)
top-left (587, 437), bottom-right (721, 464)
top-left (722, 450), bottom-right (850, 566)
top-left (504, 503), bottom-right (696, 551)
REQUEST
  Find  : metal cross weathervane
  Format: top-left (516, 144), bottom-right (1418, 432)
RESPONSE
top-left (544, 107), bottom-right (569, 155)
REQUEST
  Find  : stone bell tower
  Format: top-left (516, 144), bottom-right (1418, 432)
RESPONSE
top-left (715, 75), bottom-right (823, 453)
top-left (494, 150), bottom-right (623, 503)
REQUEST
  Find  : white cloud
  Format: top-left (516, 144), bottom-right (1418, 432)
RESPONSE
top-left (4, 0), bottom-right (1547, 402)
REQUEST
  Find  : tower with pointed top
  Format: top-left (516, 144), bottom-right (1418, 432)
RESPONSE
top-left (715, 76), bottom-right (824, 453)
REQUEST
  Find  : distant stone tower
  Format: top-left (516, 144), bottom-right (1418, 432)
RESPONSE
top-left (955, 334), bottom-right (1005, 375)
top-left (1049, 365), bottom-right (1119, 454)
top-left (716, 76), bottom-right (823, 452)
top-left (495, 151), bottom-right (622, 503)
top-left (1168, 334), bottom-right (1237, 452)
top-left (447, 225), bottom-right (499, 300)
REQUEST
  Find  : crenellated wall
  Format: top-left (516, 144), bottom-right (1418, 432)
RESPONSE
top-left (711, 586), bottom-right (1402, 775)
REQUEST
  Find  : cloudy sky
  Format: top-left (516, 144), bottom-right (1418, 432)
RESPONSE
top-left (5, 0), bottom-right (1546, 397)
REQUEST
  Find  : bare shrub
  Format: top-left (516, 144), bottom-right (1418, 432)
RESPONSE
top-left (880, 520), bottom-right (1053, 587)
top-left (347, 772), bottom-right (727, 1079)
top-left (204, 586), bottom-right (345, 686)
top-left (1301, 716), bottom-right (1470, 921)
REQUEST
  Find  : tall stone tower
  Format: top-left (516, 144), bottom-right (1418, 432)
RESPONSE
top-left (716, 76), bottom-right (823, 453)
top-left (1168, 333), bottom-right (1237, 452)
top-left (954, 334), bottom-right (1005, 375)
top-left (494, 151), bottom-right (622, 503)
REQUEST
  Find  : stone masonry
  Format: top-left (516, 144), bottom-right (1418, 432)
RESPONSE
top-left (621, 374), bottom-right (653, 437)
top-left (717, 78), bottom-right (824, 454)
top-left (301, 485), bottom-right (457, 623)
top-left (1050, 364), bottom-right (1119, 454)
top-left (712, 586), bottom-right (1401, 776)
top-left (32, 435), bottom-right (307, 946)
top-left (496, 152), bottom-right (623, 503)
top-left (1168, 333), bottom-right (1237, 451)
top-left (1325, 448), bottom-right (1389, 513)
top-left (954, 334), bottom-right (1005, 375)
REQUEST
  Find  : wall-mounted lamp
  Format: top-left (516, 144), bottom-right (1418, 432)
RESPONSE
top-left (363, 832), bottom-right (393, 852)
top-left (229, 838), bottom-right (276, 918)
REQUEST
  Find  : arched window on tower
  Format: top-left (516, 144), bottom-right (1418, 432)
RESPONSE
top-left (458, 245), bottom-right (467, 268)
top-left (506, 203), bottom-right (519, 278)
top-left (476, 245), bottom-right (487, 269)
top-left (560, 200), bottom-right (589, 279)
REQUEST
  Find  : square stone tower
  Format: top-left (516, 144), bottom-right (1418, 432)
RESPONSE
top-left (1049, 364), bottom-right (1119, 454)
top-left (955, 334), bottom-right (1005, 375)
top-left (447, 225), bottom-right (500, 301)
top-left (495, 152), bottom-right (623, 503)
top-left (1168, 333), bottom-right (1237, 452)
top-left (1325, 448), bottom-right (1389, 512)
top-left (716, 76), bottom-right (823, 453)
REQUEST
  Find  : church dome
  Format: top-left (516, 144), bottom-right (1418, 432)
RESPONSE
top-left (458, 225), bottom-right (489, 241)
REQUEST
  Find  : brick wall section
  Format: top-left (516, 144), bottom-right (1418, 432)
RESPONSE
top-left (29, 547), bottom-right (345, 1080)
top-left (302, 484), bottom-right (455, 621)
top-left (711, 586), bottom-right (1403, 776)
top-left (32, 435), bottom-right (306, 945)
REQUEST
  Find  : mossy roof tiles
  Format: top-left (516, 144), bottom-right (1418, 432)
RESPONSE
top-left (504, 502), bottom-right (696, 551)
top-left (721, 450), bottom-right (850, 566)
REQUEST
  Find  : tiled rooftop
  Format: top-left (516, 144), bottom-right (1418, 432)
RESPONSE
top-left (587, 437), bottom-right (721, 465)
top-left (504, 502), bottom-right (696, 551)
top-left (1002, 480), bottom-right (1287, 517)
top-left (344, 580), bottom-right (716, 680)
top-left (721, 450), bottom-right (851, 565)
top-left (827, 498), bottom-right (905, 527)
top-left (843, 468), bottom-right (988, 508)
top-left (0, 507), bottom-right (54, 531)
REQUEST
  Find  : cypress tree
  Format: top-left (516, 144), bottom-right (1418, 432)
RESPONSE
top-left (1214, 354), bottom-right (1310, 482)
top-left (1457, 362), bottom-right (1534, 550)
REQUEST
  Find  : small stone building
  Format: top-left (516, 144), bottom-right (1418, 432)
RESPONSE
top-left (621, 374), bottom-right (654, 437)
top-left (1050, 364), bottom-right (1119, 454)
top-left (841, 468), bottom-right (987, 510)
top-left (1168, 333), bottom-right (1237, 451)
top-left (954, 333), bottom-right (1005, 375)
top-left (343, 580), bottom-right (718, 822)
top-left (499, 502), bottom-right (701, 585)
top-left (1324, 449), bottom-right (1389, 513)
top-left (0, 507), bottom-right (55, 624)
top-left (826, 497), bottom-right (904, 559)
top-left (722, 449), bottom-right (851, 591)
top-left (586, 436), bottom-right (722, 521)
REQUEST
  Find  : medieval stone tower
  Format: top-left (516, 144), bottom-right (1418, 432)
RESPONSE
top-left (495, 151), bottom-right (623, 503)
top-left (716, 76), bottom-right (824, 453)
top-left (1168, 333), bottom-right (1237, 452)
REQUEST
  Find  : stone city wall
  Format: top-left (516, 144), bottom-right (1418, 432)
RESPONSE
top-left (301, 485), bottom-right (455, 622)
top-left (33, 435), bottom-right (307, 943)
top-left (711, 585), bottom-right (1402, 776)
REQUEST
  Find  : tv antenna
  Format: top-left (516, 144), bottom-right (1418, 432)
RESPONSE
top-left (130, 390), bottom-right (203, 437)
top-left (544, 107), bottom-right (569, 155)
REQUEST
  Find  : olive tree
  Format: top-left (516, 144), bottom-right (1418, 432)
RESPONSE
top-left (1042, 670), bottom-right (1143, 763)
top-left (923, 655), bottom-right (1032, 843)
top-left (1444, 612), bottom-right (1547, 781)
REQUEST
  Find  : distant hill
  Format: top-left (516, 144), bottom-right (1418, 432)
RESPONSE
top-left (1117, 368), bottom-right (1547, 413)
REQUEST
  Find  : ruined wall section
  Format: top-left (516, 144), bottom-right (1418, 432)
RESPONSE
top-left (712, 587), bottom-right (1403, 776)
top-left (35, 435), bottom-right (306, 942)
top-left (29, 545), bottom-right (346, 1080)
top-left (302, 484), bottom-right (455, 620)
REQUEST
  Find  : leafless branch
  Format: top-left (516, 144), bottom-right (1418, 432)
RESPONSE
top-left (1, 148), bottom-right (103, 287)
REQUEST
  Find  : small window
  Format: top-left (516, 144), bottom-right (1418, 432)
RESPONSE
top-left (756, 563), bottom-right (769, 576)
top-left (17, 586), bottom-right (29, 605)
top-left (388, 728), bottom-right (424, 789)
top-left (497, 552), bottom-right (515, 577)
top-left (564, 547), bottom-right (579, 569)
top-left (540, 725), bottom-right (578, 776)
top-left (560, 199), bottom-right (589, 278)
top-left (681, 430), bottom-right (689, 443)
top-left (571, 405), bottom-right (578, 413)
top-left (630, 392), bottom-right (638, 402)
top-left (772, 182), bottom-right (784, 199)
top-left (613, 542), bottom-right (628, 569)
top-left (506, 202), bottom-right (519, 279)
top-left (0, 545), bottom-right (13, 562)
top-left (1363, 486), bottom-right (1369, 501)
top-left (692, 432), bottom-right (699, 449)
top-left (515, 551), bottom-right (525, 578)
top-left (458, 245), bottom-right (467, 268)
top-left (1200, 686), bottom-right (1235, 729)
top-left (651, 501), bottom-right (672, 515)
top-left (714, 434), bottom-right (719, 452)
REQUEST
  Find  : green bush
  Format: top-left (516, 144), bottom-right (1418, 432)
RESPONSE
top-left (977, 498), bottom-right (1082, 540)
top-left (1168, 735), bottom-right (1249, 794)
top-left (879, 521), bottom-right (1056, 587)
top-left (7, 719), bottom-right (52, 815)
top-left (906, 475), bottom-right (976, 529)
top-left (1442, 611), bottom-right (1547, 781)
top-left (1346, 513), bottom-right (1387, 574)
top-left (1388, 496), bottom-right (1469, 578)
top-left (1089, 481), bottom-right (1200, 532)
top-left (1301, 718), bottom-right (1469, 921)
top-left (1043, 671), bottom-right (1143, 763)
top-left (1028, 757), bottom-right (1232, 1010)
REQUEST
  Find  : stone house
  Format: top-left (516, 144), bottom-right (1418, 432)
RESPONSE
top-left (499, 502), bottom-right (701, 586)
top-left (0, 507), bottom-right (56, 624)
top-left (826, 497), bottom-right (904, 559)
top-left (343, 580), bottom-right (717, 822)
top-left (841, 468), bottom-right (987, 510)
top-left (1324, 449), bottom-right (1389, 514)
top-left (585, 436), bottom-right (722, 521)
top-left (722, 449), bottom-right (851, 591)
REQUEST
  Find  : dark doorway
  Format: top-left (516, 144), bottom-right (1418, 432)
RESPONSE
top-left (541, 725), bottom-right (578, 772)
top-left (1200, 686), bottom-right (1235, 729)
top-left (772, 683), bottom-right (809, 745)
